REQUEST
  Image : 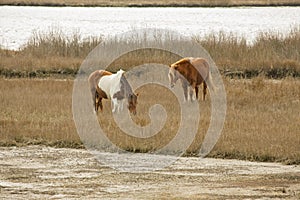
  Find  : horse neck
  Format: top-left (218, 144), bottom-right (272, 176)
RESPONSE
top-left (120, 76), bottom-right (133, 98)
top-left (98, 73), bottom-right (119, 95)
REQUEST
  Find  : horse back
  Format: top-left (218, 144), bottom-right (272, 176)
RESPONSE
top-left (89, 70), bottom-right (112, 99)
top-left (176, 58), bottom-right (209, 86)
top-left (89, 70), bottom-right (112, 86)
top-left (190, 58), bottom-right (209, 84)
top-left (101, 70), bottom-right (113, 77)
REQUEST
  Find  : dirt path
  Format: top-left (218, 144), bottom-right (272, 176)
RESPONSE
top-left (0, 146), bottom-right (299, 199)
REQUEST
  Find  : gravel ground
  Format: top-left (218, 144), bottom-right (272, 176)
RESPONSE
top-left (0, 146), bottom-right (299, 199)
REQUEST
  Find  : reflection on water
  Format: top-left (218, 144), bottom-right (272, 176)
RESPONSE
top-left (0, 6), bottom-right (299, 49)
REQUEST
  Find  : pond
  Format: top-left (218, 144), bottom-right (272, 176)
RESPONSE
top-left (0, 6), bottom-right (299, 49)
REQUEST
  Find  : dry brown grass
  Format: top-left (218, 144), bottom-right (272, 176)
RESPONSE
top-left (1, 27), bottom-right (299, 79)
top-left (0, 78), bottom-right (80, 147)
top-left (212, 77), bottom-right (300, 164)
top-left (0, 27), bottom-right (299, 163)
top-left (197, 27), bottom-right (300, 78)
top-left (1, 0), bottom-right (300, 7)
top-left (1, 77), bottom-right (299, 164)
top-left (0, 29), bottom-right (101, 76)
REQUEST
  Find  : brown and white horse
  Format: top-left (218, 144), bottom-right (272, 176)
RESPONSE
top-left (88, 69), bottom-right (138, 114)
top-left (88, 70), bottom-right (112, 112)
top-left (168, 57), bottom-right (215, 101)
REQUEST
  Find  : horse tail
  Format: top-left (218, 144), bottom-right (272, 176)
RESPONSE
top-left (206, 70), bottom-right (217, 93)
top-left (199, 59), bottom-right (215, 93)
top-left (205, 62), bottom-right (217, 92)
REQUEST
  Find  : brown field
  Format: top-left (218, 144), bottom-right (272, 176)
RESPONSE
top-left (1, 0), bottom-right (300, 7)
top-left (1, 77), bottom-right (299, 164)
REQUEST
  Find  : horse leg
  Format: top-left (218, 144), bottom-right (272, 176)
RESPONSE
top-left (116, 99), bottom-right (122, 112)
top-left (111, 98), bottom-right (118, 113)
top-left (119, 99), bottom-right (124, 111)
top-left (194, 86), bottom-right (199, 101)
top-left (191, 82), bottom-right (198, 101)
top-left (181, 81), bottom-right (188, 102)
top-left (93, 90), bottom-right (98, 112)
top-left (187, 86), bottom-right (194, 101)
top-left (117, 99), bottom-right (124, 113)
top-left (99, 98), bottom-right (103, 111)
top-left (94, 91), bottom-right (99, 113)
top-left (203, 82), bottom-right (207, 101)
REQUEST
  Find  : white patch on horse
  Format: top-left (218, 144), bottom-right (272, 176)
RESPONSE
top-left (98, 69), bottom-right (125, 113)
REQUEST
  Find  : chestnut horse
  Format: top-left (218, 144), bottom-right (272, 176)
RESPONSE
top-left (88, 69), bottom-right (138, 114)
top-left (168, 57), bottom-right (215, 101)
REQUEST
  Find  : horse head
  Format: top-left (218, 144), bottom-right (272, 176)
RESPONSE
top-left (127, 93), bottom-right (138, 115)
top-left (168, 64), bottom-right (180, 88)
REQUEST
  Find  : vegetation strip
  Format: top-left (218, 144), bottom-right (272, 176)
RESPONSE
top-left (1, 27), bottom-right (299, 79)
top-left (0, 68), bottom-right (299, 79)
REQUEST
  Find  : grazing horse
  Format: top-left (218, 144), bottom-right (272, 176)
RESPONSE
top-left (96, 69), bottom-right (138, 115)
top-left (88, 70), bottom-right (113, 112)
top-left (168, 57), bottom-right (215, 101)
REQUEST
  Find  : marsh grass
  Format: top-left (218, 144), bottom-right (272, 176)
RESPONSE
top-left (1, 27), bottom-right (299, 78)
top-left (197, 27), bottom-right (300, 78)
top-left (0, 28), bottom-right (102, 76)
top-left (22, 29), bottom-right (102, 58)
top-left (0, 78), bottom-right (299, 164)
top-left (0, 78), bottom-right (81, 148)
top-left (97, 84), bottom-right (184, 153)
top-left (212, 77), bottom-right (300, 164)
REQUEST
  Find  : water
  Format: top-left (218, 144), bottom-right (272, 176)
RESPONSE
top-left (0, 6), bottom-right (299, 50)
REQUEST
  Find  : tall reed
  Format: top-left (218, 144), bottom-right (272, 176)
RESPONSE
top-left (0, 26), bottom-right (299, 78)
top-left (21, 28), bottom-right (102, 58)
top-left (197, 26), bottom-right (300, 78)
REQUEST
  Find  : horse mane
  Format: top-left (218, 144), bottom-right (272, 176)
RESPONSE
top-left (115, 69), bottom-right (125, 89)
top-left (101, 70), bottom-right (112, 76)
top-left (172, 58), bottom-right (194, 78)
top-left (115, 69), bottom-right (124, 80)
top-left (173, 57), bottom-right (191, 66)
top-left (112, 69), bottom-right (134, 100)
top-left (120, 74), bottom-right (134, 97)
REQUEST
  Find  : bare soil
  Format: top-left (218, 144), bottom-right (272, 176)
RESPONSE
top-left (0, 146), bottom-right (299, 199)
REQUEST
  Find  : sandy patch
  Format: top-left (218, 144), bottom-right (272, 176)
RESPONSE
top-left (0, 146), bottom-right (299, 199)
